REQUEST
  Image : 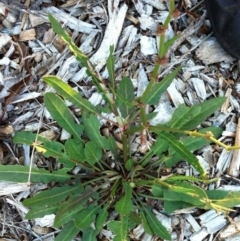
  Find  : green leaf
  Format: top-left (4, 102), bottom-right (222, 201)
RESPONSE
top-left (0, 165), bottom-right (71, 183)
top-left (82, 227), bottom-right (98, 241)
top-left (106, 45), bottom-right (115, 87)
top-left (43, 75), bottom-right (96, 114)
top-left (116, 77), bottom-right (135, 118)
top-left (168, 97), bottom-right (226, 130)
top-left (140, 138), bottom-right (168, 167)
top-left (157, 131), bottom-right (206, 176)
top-left (55, 221), bottom-right (81, 241)
top-left (164, 200), bottom-right (193, 214)
top-left (35, 139), bottom-right (65, 158)
top-left (44, 93), bottom-right (83, 143)
top-left (23, 184), bottom-right (83, 208)
top-left (165, 127), bottom-right (223, 167)
top-left (65, 139), bottom-right (85, 161)
top-left (108, 216), bottom-right (129, 241)
top-left (82, 112), bottom-right (108, 149)
top-left (130, 212), bottom-right (142, 225)
top-left (205, 190), bottom-right (228, 200)
top-left (74, 205), bottom-right (99, 230)
top-left (163, 181), bottom-right (208, 207)
top-left (146, 112), bottom-right (158, 121)
top-left (212, 192), bottom-right (240, 208)
top-left (54, 187), bottom-right (96, 227)
top-left (48, 14), bottom-right (88, 67)
top-left (14, 132), bottom-right (70, 165)
top-left (125, 159), bottom-right (134, 171)
top-left (84, 141), bottom-right (102, 165)
top-left (140, 211), bottom-right (153, 235)
top-left (107, 136), bottom-right (118, 160)
top-left (57, 157), bottom-right (75, 168)
top-left (152, 184), bottom-right (164, 197)
top-left (144, 207), bottom-right (171, 240)
top-left (144, 66), bottom-right (181, 105)
top-left (25, 205), bottom-right (59, 219)
top-left (13, 131), bottom-right (36, 145)
top-left (163, 35), bottom-right (179, 55)
top-left (96, 207), bottom-right (108, 230)
top-left (115, 182), bottom-right (132, 215)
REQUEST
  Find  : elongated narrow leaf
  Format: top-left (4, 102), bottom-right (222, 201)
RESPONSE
top-left (74, 205), bottom-right (99, 230)
top-left (116, 77), bottom-right (135, 118)
top-left (157, 131), bottom-right (206, 176)
top-left (144, 66), bottom-right (181, 105)
top-left (43, 76), bottom-right (96, 114)
top-left (48, 14), bottom-right (88, 67)
top-left (164, 200), bottom-right (193, 214)
top-left (168, 97), bottom-right (226, 130)
top-left (163, 35), bottom-right (179, 55)
top-left (54, 187), bottom-right (96, 227)
top-left (165, 127), bottom-right (223, 167)
top-left (82, 227), bottom-right (98, 241)
top-left (140, 211), bottom-right (153, 235)
top-left (48, 14), bottom-right (103, 99)
top-left (0, 165), bottom-right (71, 183)
top-left (144, 207), bottom-right (171, 240)
top-left (44, 93), bottom-right (83, 142)
top-left (163, 181), bottom-right (208, 207)
top-left (82, 112), bottom-right (108, 149)
top-left (211, 192), bottom-right (240, 208)
top-left (23, 184), bottom-right (83, 208)
top-left (115, 182), bottom-right (132, 215)
top-left (205, 190), bottom-right (228, 200)
top-left (55, 221), bottom-right (81, 241)
top-left (106, 45), bottom-right (115, 87)
top-left (108, 216), bottom-right (129, 241)
top-left (25, 205), bottom-right (59, 219)
top-left (96, 207), bottom-right (108, 230)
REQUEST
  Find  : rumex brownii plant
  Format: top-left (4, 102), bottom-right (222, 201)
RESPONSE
top-left (1, 1), bottom-right (240, 240)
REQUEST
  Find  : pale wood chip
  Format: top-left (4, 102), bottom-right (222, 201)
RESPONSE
top-left (19, 28), bottom-right (36, 41)
top-left (216, 149), bottom-right (233, 174)
top-left (43, 6), bottom-right (98, 34)
top-left (171, 11), bottom-right (206, 53)
top-left (11, 92), bottom-right (42, 104)
top-left (184, 213), bottom-right (201, 232)
top-left (221, 88), bottom-right (232, 113)
top-left (90, 3), bottom-right (128, 71)
top-left (29, 14), bottom-right (46, 27)
top-left (0, 2), bottom-right (7, 16)
top-left (220, 216), bottom-right (240, 240)
top-left (137, 64), bottom-right (148, 97)
top-left (0, 33), bottom-right (12, 50)
top-left (0, 182), bottom-right (29, 196)
top-left (196, 37), bottom-right (235, 64)
top-left (6, 197), bottom-right (29, 215)
top-left (141, 0), bottom-right (166, 10)
top-left (189, 77), bottom-right (207, 100)
top-left (140, 35), bottom-right (157, 55)
top-left (0, 77), bottom-right (23, 99)
top-left (35, 214), bottom-right (55, 227)
top-left (167, 80), bottom-right (185, 107)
